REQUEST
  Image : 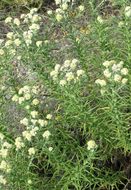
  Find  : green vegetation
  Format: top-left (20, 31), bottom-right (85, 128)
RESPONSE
top-left (0, 0), bottom-right (131, 189)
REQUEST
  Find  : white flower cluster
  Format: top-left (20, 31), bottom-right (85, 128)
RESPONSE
top-left (47, 0), bottom-right (70, 21)
top-left (55, 0), bottom-right (70, 22)
top-left (0, 133), bottom-right (12, 186)
top-left (3, 8), bottom-right (42, 53)
top-left (87, 140), bottom-right (97, 151)
top-left (12, 85), bottom-right (40, 105)
top-left (95, 60), bottom-right (129, 94)
top-left (50, 59), bottom-right (85, 86)
top-left (125, 6), bottom-right (131, 17)
top-left (47, 1), bottom-right (84, 22)
top-left (12, 85), bottom-right (52, 155)
top-left (55, 0), bottom-right (71, 5)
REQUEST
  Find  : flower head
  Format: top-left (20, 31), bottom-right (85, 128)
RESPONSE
top-left (125, 6), bottom-right (131, 17)
top-left (87, 140), bottom-right (97, 151)
top-left (14, 18), bottom-right (20, 26)
top-left (28, 147), bottom-right (36, 156)
top-left (20, 118), bottom-right (28, 126)
top-left (121, 68), bottom-right (128, 75)
top-left (36, 41), bottom-right (42, 47)
top-left (5, 17), bottom-right (12, 24)
top-left (0, 49), bottom-right (4, 55)
top-left (43, 130), bottom-right (51, 139)
top-left (79, 5), bottom-right (84, 12)
top-left (114, 74), bottom-right (122, 82)
top-left (56, 14), bottom-right (63, 22)
top-left (30, 111), bottom-right (38, 118)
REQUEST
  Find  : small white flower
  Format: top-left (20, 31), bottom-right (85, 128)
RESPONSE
top-left (78, 5), bottom-right (84, 12)
top-left (112, 64), bottom-right (120, 72)
top-left (117, 61), bottom-right (124, 69)
top-left (25, 105), bottom-right (30, 110)
top-left (61, 3), bottom-right (68, 11)
top-left (44, 40), bottom-right (49, 44)
top-left (114, 74), bottom-right (122, 82)
top-left (95, 79), bottom-right (101, 84)
top-left (72, 59), bottom-right (79, 64)
top-left (63, 60), bottom-right (70, 68)
top-left (30, 8), bottom-right (38, 14)
top-left (24, 93), bottom-right (31, 100)
top-left (30, 111), bottom-right (38, 118)
top-left (49, 147), bottom-right (53, 152)
top-left (6, 32), bottom-right (14, 39)
top-left (50, 70), bottom-right (58, 77)
top-left (24, 17), bottom-right (29, 23)
top-left (15, 137), bottom-right (25, 150)
top-left (5, 40), bottom-right (13, 47)
top-left (14, 18), bottom-right (20, 26)
top-left (43, 130), bottom-right (51, 139)
top-left (28, 147), bottom-right (36, 156)
top-left (77, 69), bottom-right (85, 77)
top-left (95, 79), bottom-right (106, 87)
top-left (23, 31), bottom-right (33, 39)
top-left (0, 39), bottom-right (4, 45)
top-left (121, 78), bottom-right (128, 84)
top-left (31, 119), bottom-right (37, 125)
top-left (20, 118), bottom-right (28, 126)
top-left (125, 6), bottom-right (131, 17)
top-left (100, 88), bottom-right (106, 96)
top-left (0, 175), bottom-right (7, 185)
top-left (17, 56), bottom-right (21, 60)
top-left (56, 8), bottom-right (64, 14)
top-left (29, 23), bottom-right (40, 31)
top-left (0, 133), bottom-right (4, 140)
top-left (14, 38), bottom-right (21, 46)
top-left (28, 179), bottom-right (32, 185)
top-left (20, 14), bottom-right (26, 19)
top-left (0, 149), bottom-right (8, 158)
top-left (46, 114), bottom-right (52, 120)
top-left (23, 86), bottom-right (30, 93)
top-left (55, 0), bottom-right (61, 5)
top-left (18, 88), bottom-right (24, 95)
top-left (103, 69), bottom-right (111, 78)
top-left (56, 14), bottom-right (63, 22)
top-left (32, 99), bottom-right (39, 105)
top-left (47, 10), bottom-right (53, 15)
top-left (2, 142), bottom-right (12, 149)
top-left (38, 119), bottom-right (48, 127)
top-left (70, 62), bottom-right (77, 69)
top-left (0, 160), bottom-right (10, 172)
top-left (32, 15), bottom-right (41, 22)
top-left (118, 21), bottom-right (124, 27)
top-left (25, 39), bottom-right (32, 46)
top-left (121, 68), bottom-right (128, 75)
top-left (30, 127), bottom-right (39, 136)
top-left (5, 17), bottom-right (12, 24)
top-left (12, 94), bottom-right (18, 102)
top-left (60, 79), bottom-right (67, 86)
top-left (32, 86), bottom-right (39, 94)
top-left (103, 61), bottom-right (111, 67)
top-left (100, 80), bottom-right (106, 87)
top-left (36, 41), bottom-right (42, 47)
top-left (55, 64), bottom-right (61, 71)
top-left (22, 131), bottom-right (32, 141)
top-left (87, 140), bottom-right (97, 151)
top-left (97, 16), bottom-right (103, 24)
top-left (66, 72), bottom-right (74, 81)
top-left (18, 97), bottom-right (25, 104)
top-left (0, 49), bottom-right (4, 55)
